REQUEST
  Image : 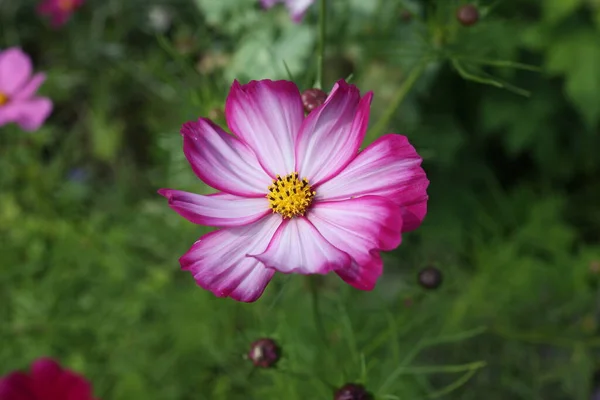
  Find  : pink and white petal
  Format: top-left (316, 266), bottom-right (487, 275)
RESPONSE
top-left (250, 217), bottom-right (351, 274)
top-left (14, 98), bottom-right (53, 132)
top-left (0, 103), bottom-right (19, 128)
top-left (308, 196), bottom-right (403, 254)
top-left (158, 189), bottom-right (269, 228)
top-left (260, 0), bottom-right (279, 8)
top-left (316, 134), bottom-right (429, 232)
top-left (0, 48), bottom-right (33, 95)
top-left (0, 372), bottom-right (34, 400)
top-left (180, 214), bottom-right (282, 302)
top-left (336, 252), bottom-right (383, 291)
top-left (225, 80), bottom-right (304, 177)
top-left (12, 73), bottom-right (46, 100)
top-left (285, 0), bottom-right (315, 22)
top-left (181, 118), bottom-right (272, 197)
top-left (0, 98), bottom-right (53, 131)
top-left (307, 196), bottom-right (403, 289)
top-left (295, 80), bottom-right (371, 185)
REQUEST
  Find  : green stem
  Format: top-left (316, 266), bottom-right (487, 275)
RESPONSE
top-left (316, 0), bottom-right (327, 89)
top-left (309, 276), bottom-right (327, 342)
top-left (369, 61), bottom-right (426, 138)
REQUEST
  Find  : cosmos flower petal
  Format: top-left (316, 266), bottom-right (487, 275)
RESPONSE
top-left (0, 98), bottom-right (53, 132)
top-left (260, 0), bottom-right (315, 22)
top-left (284, 0), bottom-right (315, 22)
top-left (308, 196), bottom-right (402, 289)
top-left (316, 134), bottom-right (429, 232)
top-left (12, 73), bottom-right (46, 101)
top-left (250, 217), bottom-right (351, 274)
top-left (180, 214), bottom-right (281, 302)
top-left (37, 0), bottom-right (85, 27)
top-left (336, 253), bottom-right (384, 291)
top-left (181, 118), bottom-right (272, 197)
top-left (0, 372), bottom-right (34, 400)
top-left (158, 189), bottom-right (270, 228)
top-left (0, 48), bottom-right (33, 95)
top-left (30, 358), bottom-right (62, 390)
top-left (0, 358), bottom-right (96, 400)
top-left (225, 80), bottom-right (304, 177)
top-left (295, 80), bottom-right (372, 185)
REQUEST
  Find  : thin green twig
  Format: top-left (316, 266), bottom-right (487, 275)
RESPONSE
top-left (316, 0), bottom-right (327, 89)
top-left (369, 61), bottom-right (427, 139)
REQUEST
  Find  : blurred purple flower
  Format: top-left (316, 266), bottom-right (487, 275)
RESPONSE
top-left (0, 48), bottom-right (52, 132)
top-left (68, 168), bottom-right (89, 183)
top-left (260, 0), bottom-right (315, 23)
top-left (0, 357), bottom-right (99, 400)
top-left (37, 0), bottom-right (85, 27)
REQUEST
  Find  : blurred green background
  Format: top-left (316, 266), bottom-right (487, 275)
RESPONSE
top-left (2, 0), bottom-right (600, 399)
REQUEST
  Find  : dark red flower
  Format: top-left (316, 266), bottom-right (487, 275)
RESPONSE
top-left (0, 358), bottom-right (98, 400)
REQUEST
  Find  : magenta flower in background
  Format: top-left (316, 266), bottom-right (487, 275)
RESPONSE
top-left (260, 0), bottom-right (315, 22)
top-left (0, 358), bottom-right (98, 400)
top-left (159, 79), bottom-right (429, 302)
top-left (0, 48), bottom-right (52, 132)
top-left (37, 0), bottom-right (84, 27)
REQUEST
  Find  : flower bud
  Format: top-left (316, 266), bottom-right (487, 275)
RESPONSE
top-left (400, 10), bottom-right (412, 22)
top-left (456, 4), bottom-right (479, 27)
top-left (248, 338), bottom-right (281, 368)
top-left (334, 383), bottom-right (374, 400)
top-left (417, 266), bottom-right (443, 289)
top-left (301, 88), bottom-right (328, 113)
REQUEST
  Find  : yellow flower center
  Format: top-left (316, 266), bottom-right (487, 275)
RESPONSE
top-left (58, 0), bottom-right (74, 11)
top-left (0, 91), bottom-right (8, 106)
top-left (267, 172), bottom-right (315, 218)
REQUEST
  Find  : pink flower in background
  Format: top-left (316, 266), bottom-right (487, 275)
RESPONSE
top-left (0, 358), bottom-right (98, 400)
top-left (0, 48), bottom-right (52, 132)
top-left (260, 0), bottom-right (315, 22)
top-left (37, 0), bottom-right (84, 27)
top-left (159, 79), bottom-right (428, 302)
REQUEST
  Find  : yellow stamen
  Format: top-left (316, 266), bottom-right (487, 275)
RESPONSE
top-left (267, 172), bottom-right (316, 219)
top-left (58, 0), bottom-right (74, 11)
top-left (0, 91), bottom-right (8, 106)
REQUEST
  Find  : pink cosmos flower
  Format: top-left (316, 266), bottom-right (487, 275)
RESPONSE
top-left (0, 358), bottom-right (98, 400)
top-left (37, 0), bottom-right (84, 27)
top-left (159, 79), bottom-right (429, 302)
top-left (260, 0), bottom-right (315, 23)
top-left (0, 48), bottom-right (52, 132)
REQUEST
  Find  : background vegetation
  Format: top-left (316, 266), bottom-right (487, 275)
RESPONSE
top-left (1, 0), bottom-right (600, 398)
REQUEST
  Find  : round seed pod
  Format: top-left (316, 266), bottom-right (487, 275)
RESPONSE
top-left (248, 338), bottom-right (281, 368)
top-left (334, 383), bottom-right (374, 400)
top-left (400, 9), bottom-right (412, 22)
top-left (417, 266), bottom-right (443, 290)
top-left (301, 88), bottom-right (328, 113)
top-left (456, 4), bottom-right (479, 27)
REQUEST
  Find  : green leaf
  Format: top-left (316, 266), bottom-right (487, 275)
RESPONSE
top-left (542, 0), bottom-right (583, 24)
top-left (546, 31), bottom-right (600, 127)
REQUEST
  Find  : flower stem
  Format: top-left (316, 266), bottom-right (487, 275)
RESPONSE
top-left (309, 276), bottom-right (327, 342)
top-left (369, 61), bottom-right (427, 139)
top-left (316, 0), bottom-right (327, 89)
